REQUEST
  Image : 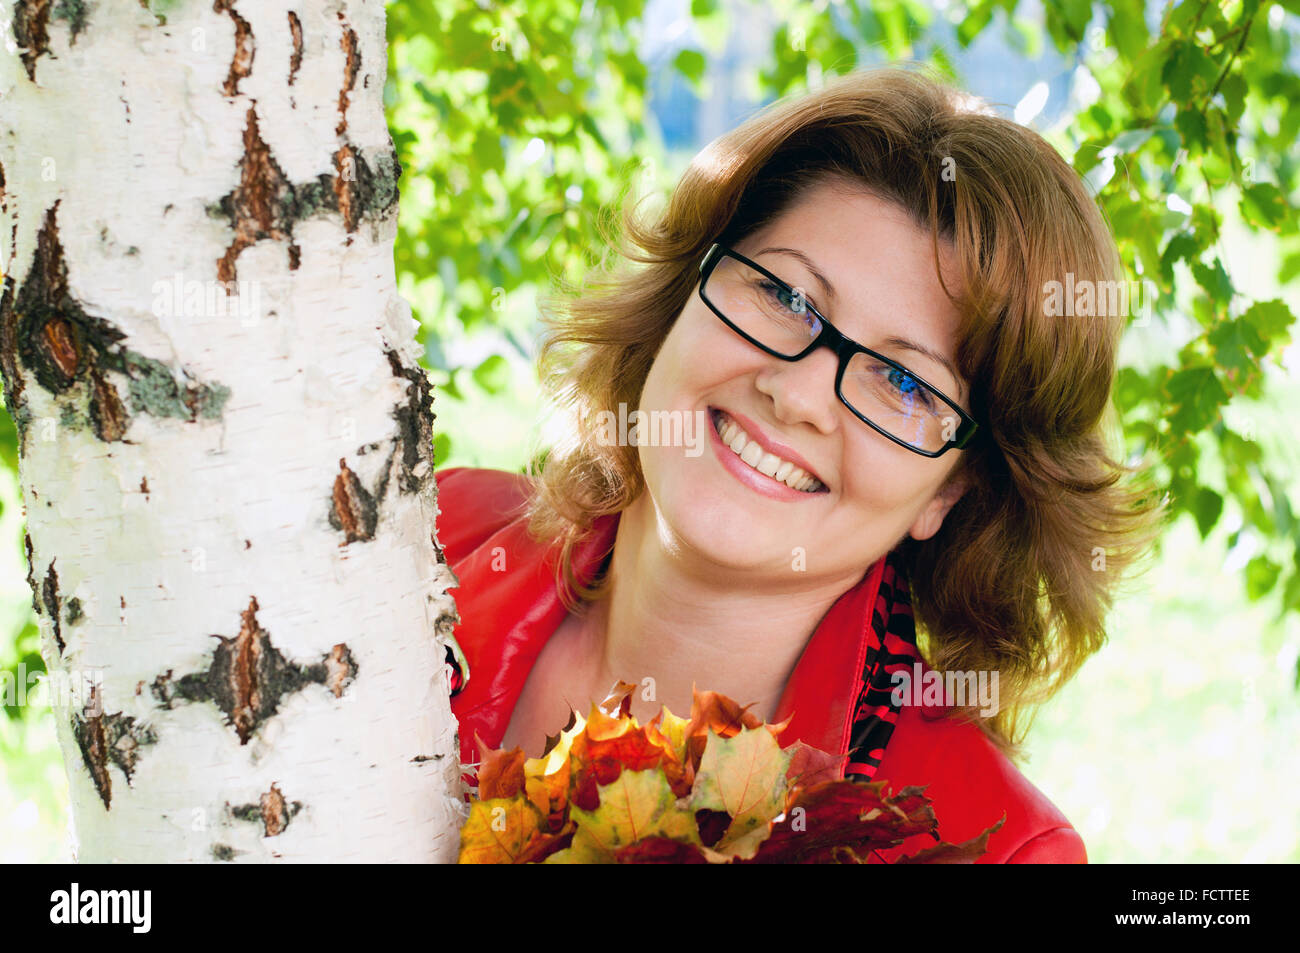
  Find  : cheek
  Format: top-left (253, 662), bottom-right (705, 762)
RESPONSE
top-left (643, 320), bottom-right (721, 405)
top-left (839, 441), bottom-right (937, 517)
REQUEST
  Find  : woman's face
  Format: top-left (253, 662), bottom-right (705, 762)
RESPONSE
top-left (634, 179), bottom-right (973, 587)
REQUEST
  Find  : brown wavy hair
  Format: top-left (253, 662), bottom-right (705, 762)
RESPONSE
top-left (522, 65), bottom-right (1166, 759)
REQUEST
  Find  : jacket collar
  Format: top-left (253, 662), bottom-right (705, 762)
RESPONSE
top-left (450, 505), bottom-right (893, 771)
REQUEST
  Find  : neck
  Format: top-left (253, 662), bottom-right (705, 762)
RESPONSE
top-left (570, 490), bottom-right (869, 725)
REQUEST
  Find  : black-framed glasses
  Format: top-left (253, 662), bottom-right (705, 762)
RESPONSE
top-left (697, 243), bottom-right (979, 458)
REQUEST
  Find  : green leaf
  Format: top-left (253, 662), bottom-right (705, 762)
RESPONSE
top-left (1240, 299), bottom-right (1296, 350)
top-left (672, 48), bottom-right (707, 85)
top-left (1239, 183), bottom-right (1290, 230)
top-left (1244, 555), bottom-right (1281, 599)
top-left (1125, 41), bottom-right (1171, 112)
top-left (0, 408), bottom-right (17, 473)
top-left (957, 1), bottom-right (994, 47)
top-left (1165, 366), bottom-right (1229, 434)
top-left (1219, 72), bottom-right (1247, 122)
top-left (1174, 107), bottom-right (1207, 151)
top-left (1191, 257), bottom-right (1234, 303)
top-left (471, 353), bottom-right (511, 395)
top-left (471, 128), bottom-right (505, 173)
top-left (1162, 43), bottom-right (1219, 102)
top-left (1282, 251), bottom-right (1300, 285)
top-left (1191, 486), bottom-right (1224, 538)
top-left (440, 368), bottom-right (466, 402)
top-left (1159, 232), bottom-right (1201, 285)
top-left (433, 432), bottom-right (452, 467)
top-left (1108, 0), bottom-right (1150, 60)
top-left (1208, 317), bottom-right (1267, 373)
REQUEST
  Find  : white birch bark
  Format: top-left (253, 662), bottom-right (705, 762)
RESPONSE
top-left (0, 0), bottom-right (467, 861)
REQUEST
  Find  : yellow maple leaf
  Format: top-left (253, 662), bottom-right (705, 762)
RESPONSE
top-left (457, 797), bottom-right (547, 864)
top-left (688, 726), bottom-right (793, 860)
top-left (544, 767), bottom-right (701, 863)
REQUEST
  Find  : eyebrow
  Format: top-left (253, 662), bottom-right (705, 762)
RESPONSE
top-left (756, 245), bottom-right (964, 402)
top-left (881, 336), bottom-right (964, 402)
top-left (754, 246), bottom-right (839, 306)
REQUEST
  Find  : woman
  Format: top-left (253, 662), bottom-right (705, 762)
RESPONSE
top-left (434, 66), bottom-right (1162, 863)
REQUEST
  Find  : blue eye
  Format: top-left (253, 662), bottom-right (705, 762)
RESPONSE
top-left (886, 367), bottom-right (935, 409)
top-left (888, 367), bottom-right (918, 393)
top-left (759, 280), bottom-right (818, 330)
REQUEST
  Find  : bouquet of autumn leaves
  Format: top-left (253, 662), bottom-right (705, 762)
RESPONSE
top-left (457, 680), bottom-right (1004, 863)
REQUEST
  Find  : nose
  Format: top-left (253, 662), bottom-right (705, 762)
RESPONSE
top-left (753, 346), bottom-right (841, 435)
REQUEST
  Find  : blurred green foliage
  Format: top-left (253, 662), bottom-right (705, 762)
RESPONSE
top-left (1, 0), bottom-right (1297, 861)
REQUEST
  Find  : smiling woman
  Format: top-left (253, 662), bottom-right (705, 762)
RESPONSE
top-left (434, 65), bottom-right (1165, 864)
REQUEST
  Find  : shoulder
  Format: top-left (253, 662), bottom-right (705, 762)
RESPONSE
top-left (872, 701), bottom-right (1087, 864)
top-left (433, 466), bottom-right (536, 568)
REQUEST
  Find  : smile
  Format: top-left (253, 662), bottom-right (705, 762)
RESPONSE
top-left (709, 407), bottom-right (827, 494)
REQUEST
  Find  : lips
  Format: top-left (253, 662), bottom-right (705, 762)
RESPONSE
top-left (709, 405), bottom-right (829, 491)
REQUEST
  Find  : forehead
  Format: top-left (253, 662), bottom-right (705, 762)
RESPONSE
top-left (739, 180), bottom-right (961, 289)
top-left (733, 182), bottom-right (967, 389)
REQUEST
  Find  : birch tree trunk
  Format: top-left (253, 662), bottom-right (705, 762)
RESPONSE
top-left (0, 0), bottom-right (467, 861)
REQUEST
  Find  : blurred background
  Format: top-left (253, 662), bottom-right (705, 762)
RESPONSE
top-left (3, 0), bottom-right (1298, 862)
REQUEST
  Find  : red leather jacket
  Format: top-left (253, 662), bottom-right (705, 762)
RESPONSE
top-left (435, 465), bottom-right (1087, 863)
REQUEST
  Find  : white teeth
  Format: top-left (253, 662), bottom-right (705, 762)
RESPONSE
top-left (712, 411), bottom-right (823, 492)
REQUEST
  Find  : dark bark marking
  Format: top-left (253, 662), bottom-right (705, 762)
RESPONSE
top-left (52, 0), bottom-right (88, 41)
top-left (12, 0), bottom-right (53, 83)
top-left (0, 203), bottom-right (231, 452)
top-left (10, 0), bottom-right (87, 82)
top-left (209, 108), bottom-right (402, 280)
top-left (214, 0), bottom-right (254, 98)
top-left (211, 843), bottom-right (238, 861)
top-left (232, 782), bottom-right (303, 837)
top-left (71, 685), bottom-right (158, 809)
top-left (333, 144), bottom-right (359, 234)
top-left (23, 533), bottom-right (39, 614)
top-left (121, 351), bottom-right (231, 422)
top-left (335, 143), bottom-right (401, 235)
top-left (335, 15), bottom-right (360, 137)
top-left (65, 595), bottom-right (83, 627)
top-left (384, 347), bottom-right (435, 496)
top-left (41, 557), bottom-right (64, 654)
top-left (150, 597), bottom-right (357, 744)
top-left (321, 643), bottom-right (357, 698)
top-left (213, 107), bottom-right (295, 285)
top-left (287, 11), bottom-right (302, 86)
top-left (328, 458), bottom-right (377, 543)
top-left (88, 365), bottom-right (129, 441)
